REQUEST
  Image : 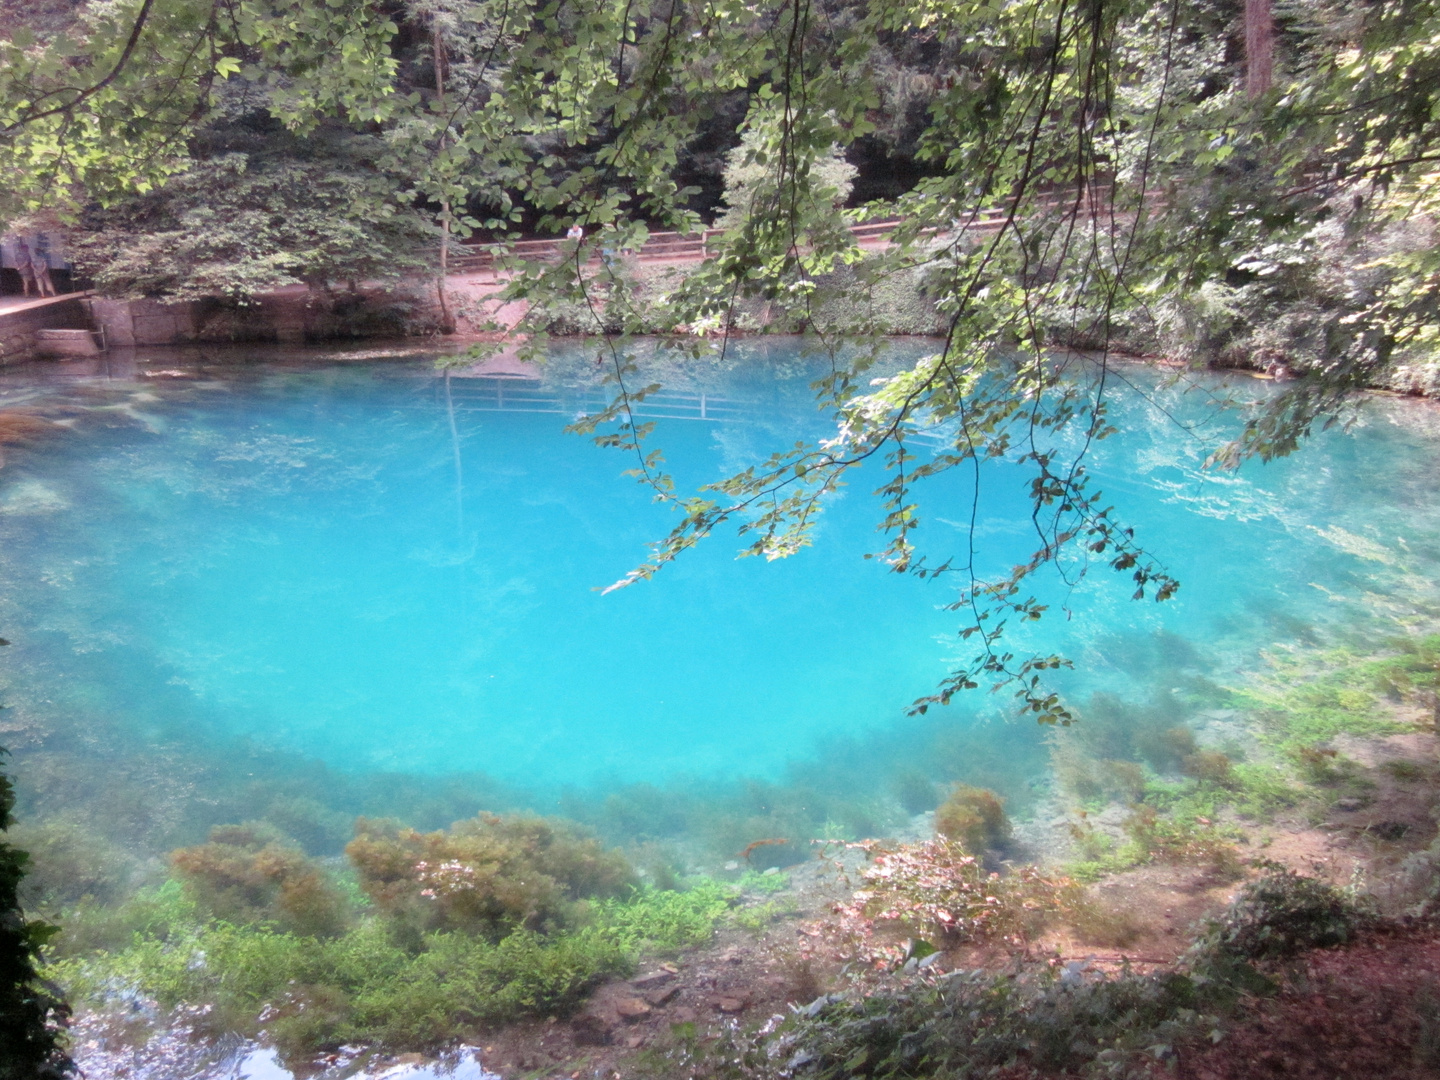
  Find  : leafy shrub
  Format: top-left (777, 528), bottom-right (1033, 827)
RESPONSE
top-left (0, 749), bottom-right (71, 1079)
top-left (171, 824), bottom-right (348, 937)
top-left (933, 786), bottom-right (1010, 853)
top-left (1194, 866), bottom-right (1361, 962)
top-left (346, 813), bottom-right (635, 941)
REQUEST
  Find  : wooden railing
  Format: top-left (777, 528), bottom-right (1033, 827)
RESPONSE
top-left (451, 218), bottom-right (907, 273)
top-left (448, 189), bottom-right (1138, 274)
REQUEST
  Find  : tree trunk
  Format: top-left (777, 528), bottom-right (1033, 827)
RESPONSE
top-left (1245, 0), bottom-right (1273, 98)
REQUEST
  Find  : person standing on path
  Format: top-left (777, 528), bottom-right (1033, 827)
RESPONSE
top-left (13, 239), bottom-right (37, 296)
top-left (15, 240), bottom-right (54, 298)
top-left (31, 235), bottom-right (57, 296)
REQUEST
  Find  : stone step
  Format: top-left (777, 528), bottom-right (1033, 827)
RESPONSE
top-left (34, 327), bottom-right (102, 358)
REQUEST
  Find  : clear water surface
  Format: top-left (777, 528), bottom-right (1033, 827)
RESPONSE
top-left (0, 339), bottom-right (1437, 837)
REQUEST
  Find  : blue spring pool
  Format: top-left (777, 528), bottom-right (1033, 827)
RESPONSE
top-left (0, 340), bottom-right (1436, 840)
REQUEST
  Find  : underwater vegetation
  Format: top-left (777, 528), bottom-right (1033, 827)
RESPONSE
top-left (171, 824), bottom-right (349, 938)
top-left (834, 838), bottom-right (1074, 955)
top-left (933, 785), bottom-right (1011, 854)
top-left (49, 809), bottom-right (733, 1059)
top-left (346, 814), bottom-right (635, 941)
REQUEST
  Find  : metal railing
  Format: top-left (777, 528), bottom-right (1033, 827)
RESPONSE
top-left (435, 375), bottom-right (747, 423)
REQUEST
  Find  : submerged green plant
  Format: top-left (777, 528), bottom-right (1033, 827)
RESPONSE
top-left (933, 786), bottom-right (1010, 853)
top-left (171, 824), bottom-right (349, 938)
top-left (49, 877), bottom-right (731, 1057)
top-left (346, 813), bottom-right (635, 941)
top-left (737, 869), bottom-right (791, 894)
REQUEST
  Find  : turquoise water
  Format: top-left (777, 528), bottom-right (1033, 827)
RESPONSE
top-left (0, 341), bottom-right (1438, 854)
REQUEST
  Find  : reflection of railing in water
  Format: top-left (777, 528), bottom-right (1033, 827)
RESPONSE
top-left (434, 376), bottom-right (748, 422)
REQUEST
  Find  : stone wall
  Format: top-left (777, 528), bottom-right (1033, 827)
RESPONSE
top-left (0, 296), bottom-right (92, 364)
top-left (89, 285), bottom-right (443, 347)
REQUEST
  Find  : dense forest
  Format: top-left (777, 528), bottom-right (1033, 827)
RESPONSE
top-left (4, 0), bottom-right (1440, 1076)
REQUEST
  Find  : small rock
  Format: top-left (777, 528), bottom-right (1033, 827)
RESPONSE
top-left (626, 1034), bottom-right (646, 1049)
top-left (672, 1006), bottom-right (698, 1023)
top-left (646, 985), bottom-right (681, 1007)
top-left (660, 962), bottom-right (680, 973)
top-left (762, 866), bottom-right (780, 876)
top-left (616, 997), bottom-right (652, 1022)
top-left (716, 997), bottom-right (747, 1013)
top-left (630, 971), bottom-right (673, 988)
top-left (1336, 797), bottom-right (1364, 812)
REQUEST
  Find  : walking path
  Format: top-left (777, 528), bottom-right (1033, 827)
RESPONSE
top-left (0, 290), bottom-right (90, 315)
